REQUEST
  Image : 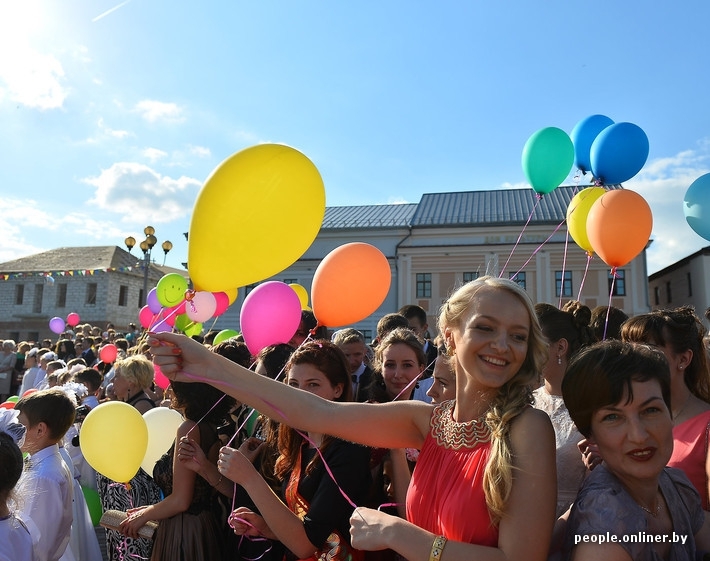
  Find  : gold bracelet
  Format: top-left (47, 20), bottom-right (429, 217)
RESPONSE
top-left (213, 474), bottom-right (223, 487)
top-left (429, 535), bottom-right (447, 561)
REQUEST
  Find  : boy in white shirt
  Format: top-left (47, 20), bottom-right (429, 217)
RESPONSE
top-left (15, 388), bottom-right (76, 561)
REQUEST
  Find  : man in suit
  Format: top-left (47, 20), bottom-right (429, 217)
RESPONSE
top-left (332, 328), bottom-right (373, 402)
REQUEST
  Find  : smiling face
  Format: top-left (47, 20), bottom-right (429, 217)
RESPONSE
top-left (446, 287), bottom-right (530, 397)
top-left (287, 363), bottom-right (343, 402)
top-left (588, 378), bottom-right (673, 486)
top-left (382, 343), bottom-right (425, 401)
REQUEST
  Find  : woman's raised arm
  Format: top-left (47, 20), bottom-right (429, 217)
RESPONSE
top-left (149, 332), bottom-right (430, 450)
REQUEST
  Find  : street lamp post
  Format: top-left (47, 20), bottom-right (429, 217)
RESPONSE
top-left (124, 226), bottom-right (172, 306)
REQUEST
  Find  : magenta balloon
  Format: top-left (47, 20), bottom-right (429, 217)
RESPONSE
top-left (213, 292), bottom-right (230, 316)
top-left (66, 312), bottom-right (81, 327)
top-left (49, 316), bottom-right (65, 334)
top-left (186, 291), bottom-right (218, 323)
top-left (146, 288), bottom-right (162, 314)
top-left (240, 281), bottom-right (302, 355)
top-left (139, 306), bottom-right (154, 329)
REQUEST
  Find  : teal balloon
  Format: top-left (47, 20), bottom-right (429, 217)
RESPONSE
top-left (522, 127), bottom-right (574, 194)
top-left (213, 329), bottom-right (240, 346)
top-left (81, 486), bottom-right (102, 526)
top-left (684, 173), bottom-right (710, 242)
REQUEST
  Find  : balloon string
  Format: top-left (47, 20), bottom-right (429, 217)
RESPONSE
top-left (577, 253), bottom-right (593, 302)
top-left (147, 300), bottom-right (186, 332)
top-left (108, 482), bottom-right (150, 561)
top-left (558, 228), bottom-right (570, 309)
top-left (603, 267), bottom-right (618, 341)
top-left (509, 216), bottom-right (566, 281)
top-left (499, 194), bottom-right (542, 278)
top-left (228, 515), bottom-right (273, 560)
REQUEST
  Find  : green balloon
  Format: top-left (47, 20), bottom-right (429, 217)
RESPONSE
top-left (212, 329), bottom-right (240, 346)
top-left (7, 395), bottom-right (19, 403)
top-left (521, 127), bottom-right (574, 195)
top-left (81, 486), bottom-right (102, 526)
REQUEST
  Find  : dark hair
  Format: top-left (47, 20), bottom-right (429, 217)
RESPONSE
top-left (562, 340), bottom-right (671, 438)
top-left (366, 328), bottom-right (426, 403)
top-left (275, 340), bottom-right (351, 480)
top-left (211, 339), bottom-right (252, 368)
top-left (255, 344), bottom-right (295, 380)
top-left (298, 310), bottom-right (329, 340)
top-left (376, 313), bottom-right (411, 341)
top-left (0, 432), bottom-right (23, 502)
top-left (15, 388), bottom-right (76, 441)
top-left (621, 307), bottom-right (710, 403)
top-left (54, 339), bottom-right (76, 360)
top-left (398, 304), bottom-right (428, 326)
top-left (590, 305), bottom-right (629, 341)
top-left (535, 301), bottom-right (594, 360)
top-left (170, 381), bottom-right (236, 425)
top-left (75, 368), bottom-right (104, 393)
top-left (114, 338), bottom-right (129, 352)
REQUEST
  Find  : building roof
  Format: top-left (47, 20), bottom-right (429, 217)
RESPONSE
top-left (648, 245), bottom-right (710, 281)
top-left (322, 203), bottom-right (418, 229)
top-left (0, 246), bottom-right (140, 273)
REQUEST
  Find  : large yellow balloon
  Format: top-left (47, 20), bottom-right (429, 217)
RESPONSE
top-left (188, 144), bottom-right (326, 292)
top-left (140, 407), bottom-right (184, 476)
top-left (80, 402), bottom-right (148, 483)
top-left (566, 187), bottom-right (606, 253)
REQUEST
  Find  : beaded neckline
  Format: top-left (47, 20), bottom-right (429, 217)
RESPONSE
top-left (431, 400), bottom-right (491, 450)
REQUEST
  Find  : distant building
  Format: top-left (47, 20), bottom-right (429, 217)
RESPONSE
top-left (648, 246), bottom-right (710, 323)
top-left (0, 246), bottom-right (188, 342)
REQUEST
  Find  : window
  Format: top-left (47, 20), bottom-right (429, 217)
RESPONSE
top-left (28, 331), bottom-right (39, 343)
top-left (245, 284), bottom-right (258, 296)
top-left (33, 284), bottom-right (43, 313)
top-left (416, 273), bottom-right (432, 298)
top-left (56, 283), bottom-right (67, 307)
top-left (654, 286), bottom-right (660, 306)
top-left (666, 281), bottom-right (672, 304)
top-left (463, 272), bottom-right (479, 283)
top-left (608, 270), bottom-right (626, 296)
top-left (14, 284), bottom-right (24, 305)
top-left (118, 285), bottom-right (128, 307)
top-left (86, 283), bottom-right (97, 305)
top-left (688, 273), bottom-right (693, 297)
top-left (362, 330), bottom-right (373, 343)
top-left (283, 278), bottom-right (298, 285)
top-left (509, 272), bottom-right (526, 290)
top-left (9, 332), bottom-right (19, 343)
top-left (555, 271), bottom-right (573, 298)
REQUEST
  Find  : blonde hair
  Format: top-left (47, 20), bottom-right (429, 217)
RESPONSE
top-left (114, 355), bottom-right (154, 390)
top-left (438, 276), bottom-right (547, 524)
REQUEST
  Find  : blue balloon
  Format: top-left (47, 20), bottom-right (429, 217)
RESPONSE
top-left (570, 114), bottom-right (614, 173)
top-left (684, 173), bottom-right (710, 242)
top-left (590, 122), bottom-right (649, 185)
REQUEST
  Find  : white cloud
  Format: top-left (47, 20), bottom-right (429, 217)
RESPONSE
top-left (143, 147), bottom-right (168, 162)
top-left (189, 145), bottom-right (211, 158)
top-left (626, 142), bottom-right (710, 275)
top-left (0, 48), bottom-right (67, 110)
top-left (83, 162), bottom-right (200, 222)
top-left (98, 117), bottom-right (131, 139)
top-left (134, 100), bottom-right (184, 124)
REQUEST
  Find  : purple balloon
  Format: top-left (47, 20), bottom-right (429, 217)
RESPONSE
top-left (147, 287), bottom-right (162, 314)
top-left (49, 316), bottom-right (66, 334)
top-left (240, 282), bottom-right (302, 355)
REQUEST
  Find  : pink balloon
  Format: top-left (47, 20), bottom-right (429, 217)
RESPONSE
top-left (139, 306), bottom-right (155, 329)
top-left (49, 316), bottom-right (65, 334)
top-left (66, 312), bottom-right (81, 327)
top-left (153, 364), bottom-right (170, 390)
top-left (240, 281), bottom-right (302, 355)
top-left (213, 292), bottom-right (230, 317)
top-left (186, 291), bottom-right (217, 323)
top-left (99, 344), bottom-right (118, 364)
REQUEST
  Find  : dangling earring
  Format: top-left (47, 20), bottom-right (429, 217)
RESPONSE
top-left (557, 355), bottom-right (562, 365)
top-left (446, 346), bottom-right (455, 357)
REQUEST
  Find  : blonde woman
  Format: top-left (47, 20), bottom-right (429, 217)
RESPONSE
top-left (149, 276), bottom-right (556, 561)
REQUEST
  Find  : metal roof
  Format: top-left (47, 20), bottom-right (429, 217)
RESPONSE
top-left (322, 203), bottom-right (418, 229)
top-left (0, 246), bottom-right (139, 273)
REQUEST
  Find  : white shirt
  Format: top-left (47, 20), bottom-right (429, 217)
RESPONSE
top-left (0, 514), bottom-right (35, 561)
top-left (16, 444), bottom-right (74, 561)
top-left (18, 367), bottom-right (42, 397)
top-left (412, 377), bottom-right (434, 403)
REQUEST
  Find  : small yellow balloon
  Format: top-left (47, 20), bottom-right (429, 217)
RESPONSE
top-left (289, 283), bottom-right (311, 311)
top-left (188, 144), bottom-right (326, 292)
top-left (566, 187), bottom-right (606, 253)
top-left (141, 408), bottom-right (184, 476)
top-left (80, 402), bottom-right (148, 483)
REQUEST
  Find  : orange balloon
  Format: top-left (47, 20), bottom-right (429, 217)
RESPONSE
top-left (311, 243), bottom-right (391, 327)
top-left (586, 189), bottom-right (653, 267)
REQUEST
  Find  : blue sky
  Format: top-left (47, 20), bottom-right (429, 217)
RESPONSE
top-left (1, 0), bottom-right (709, 275)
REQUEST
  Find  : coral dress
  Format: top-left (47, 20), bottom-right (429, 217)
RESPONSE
top-left (668, 409), bottom-right (710, 510)
top-left (407, 400), bottom-right (498, 546)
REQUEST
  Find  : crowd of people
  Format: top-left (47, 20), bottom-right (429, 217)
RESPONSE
top-left (3, 278), bottom-right (710, 561)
